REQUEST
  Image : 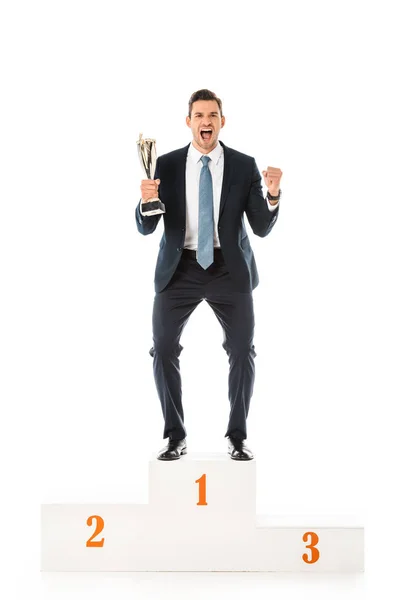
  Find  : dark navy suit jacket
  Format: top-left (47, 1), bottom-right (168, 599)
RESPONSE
top-left (135, 140), bottom-right (279, 293)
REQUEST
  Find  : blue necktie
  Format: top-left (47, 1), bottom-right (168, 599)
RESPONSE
top-left (197, 155), bottom-right (214, 269)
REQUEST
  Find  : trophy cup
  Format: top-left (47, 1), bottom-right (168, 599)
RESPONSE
top-left (137, 133), bottom-right (166, 216)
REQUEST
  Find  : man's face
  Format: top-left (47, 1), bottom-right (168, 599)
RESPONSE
top-left (186, 100), bottom-right (225, 153)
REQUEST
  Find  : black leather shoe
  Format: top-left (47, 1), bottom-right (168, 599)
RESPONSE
top-left (227, 436), bottom-right (254, 460)
top-left (157, 438), bottom-right (187, 461)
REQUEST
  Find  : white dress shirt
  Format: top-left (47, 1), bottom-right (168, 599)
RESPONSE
top-left (141, 141), bottom-right (279, 249)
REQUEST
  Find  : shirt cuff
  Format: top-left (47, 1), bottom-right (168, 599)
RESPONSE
top-left (266, 196), bottom-right (279, 211)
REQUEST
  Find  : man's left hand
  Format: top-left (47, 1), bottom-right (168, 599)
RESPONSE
top-left (262, 166), bottom-right (283, 196)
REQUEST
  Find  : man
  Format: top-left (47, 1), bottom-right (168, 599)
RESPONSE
top-left (136, 89), bottom-right (282, 462)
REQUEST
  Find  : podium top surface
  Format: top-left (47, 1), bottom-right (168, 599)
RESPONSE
top-left (256, 514), bottom-right (364, 528)
top-left (149, 452), bottom-right (257, 463)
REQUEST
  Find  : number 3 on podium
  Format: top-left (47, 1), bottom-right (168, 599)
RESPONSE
top-left (302, 531), bottom-right (319, 563)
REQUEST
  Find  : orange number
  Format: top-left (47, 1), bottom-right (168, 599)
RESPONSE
top-left (86, 515), bottom-right (105, 547)
top-left (302, 531), bottom-right (320, 563)
top-left (195, 473), bottom-right (208, 505)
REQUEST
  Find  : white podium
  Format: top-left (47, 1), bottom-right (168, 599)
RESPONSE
top-left (41, 453), bottom-right (364, 572)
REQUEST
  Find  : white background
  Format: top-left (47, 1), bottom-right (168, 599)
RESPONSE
top-left (1, 0), bottom-right (399, 598)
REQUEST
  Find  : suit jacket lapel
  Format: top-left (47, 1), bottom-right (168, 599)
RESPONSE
top-left (175, 144), bottom-right (190, 223)
top-left (218, 140), bottom-right (233, 221)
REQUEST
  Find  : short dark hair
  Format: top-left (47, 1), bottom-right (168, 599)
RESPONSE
top-left (188, 89), bottom-right (223, 118)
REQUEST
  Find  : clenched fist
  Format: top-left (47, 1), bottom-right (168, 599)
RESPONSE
top-left (262, 167), bottom-right (282, 197)
top-left (141, 179), bottom-right (160, 202)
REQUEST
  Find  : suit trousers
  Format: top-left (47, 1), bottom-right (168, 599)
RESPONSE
top-left (149, 248), bottom-right (257, 441)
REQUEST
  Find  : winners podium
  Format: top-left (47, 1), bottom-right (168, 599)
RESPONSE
top-left (41, 453), bottom-right (364, 572)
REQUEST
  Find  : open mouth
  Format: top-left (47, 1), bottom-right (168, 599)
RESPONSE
top-left (200, 129), bottom-right (213, 141)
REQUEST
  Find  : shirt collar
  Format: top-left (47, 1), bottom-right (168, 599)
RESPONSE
top-left (188, 140), bottom-right (223, 165)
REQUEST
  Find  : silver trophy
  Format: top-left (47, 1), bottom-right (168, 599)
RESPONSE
top-left (137, 133), bottom-right (166, 215)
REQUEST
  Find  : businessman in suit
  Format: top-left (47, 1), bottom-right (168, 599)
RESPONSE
top-left (136, 89), bottom-right (282, 461)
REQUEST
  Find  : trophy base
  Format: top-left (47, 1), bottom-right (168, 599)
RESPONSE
top-left (142, 199), bottom-right (166, 216)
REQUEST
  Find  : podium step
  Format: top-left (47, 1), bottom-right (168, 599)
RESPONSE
top-left (41, 453), bottom-right (364, 572)
top-left (148, 451), bottom-right (256, 523)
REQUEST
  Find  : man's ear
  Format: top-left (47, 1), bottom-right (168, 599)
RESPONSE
top-left (221, 116), bottom-right (226, 128)
top-left (186, 116), bottom-right (191, 128)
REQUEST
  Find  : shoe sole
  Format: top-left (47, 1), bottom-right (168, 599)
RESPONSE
top-left (228, 451), bottom-right (254, 461)
top-left (157, 447), bottom-right (187, 461)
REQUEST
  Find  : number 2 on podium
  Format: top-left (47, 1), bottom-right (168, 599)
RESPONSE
top-left (195, 473), bottom-right (208, 505)
top-left (86, 515), bottom-right (105, 547)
